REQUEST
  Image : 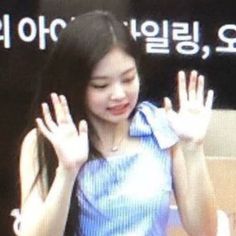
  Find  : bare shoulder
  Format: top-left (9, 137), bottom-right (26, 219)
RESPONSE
top-left (20, 128), bottom-right (38, 169)
top-left (21, 128), bottom-right (38, 153)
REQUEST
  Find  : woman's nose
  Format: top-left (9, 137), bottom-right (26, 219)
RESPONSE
top-left (110, 83), bottom-right (126, 100)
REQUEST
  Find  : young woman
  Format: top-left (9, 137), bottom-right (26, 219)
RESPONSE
top-left (19, 10), bottom-right (217, 236)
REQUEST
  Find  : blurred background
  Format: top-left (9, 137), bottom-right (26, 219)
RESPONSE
top-left (0, 1), bottom-right (235, 235)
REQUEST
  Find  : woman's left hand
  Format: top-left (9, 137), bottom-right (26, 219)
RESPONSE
top-left (164, 70), bottom-right (214, 144)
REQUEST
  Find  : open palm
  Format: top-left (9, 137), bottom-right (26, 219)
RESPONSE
top-left (36, 93), bottom-right (89, 170)
top-left (164, 70), bottom-right (214, 143)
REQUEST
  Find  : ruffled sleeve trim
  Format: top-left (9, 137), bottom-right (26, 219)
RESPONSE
top-left (129, 101), bottom-right (179, 149)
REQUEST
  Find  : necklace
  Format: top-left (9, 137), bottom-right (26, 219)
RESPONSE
top-left (111, 146), bottom-right (119, 152)
top-left (110, 136), bottom-right (125, 152)
top-left (98, 122), bottom-right (129, 153)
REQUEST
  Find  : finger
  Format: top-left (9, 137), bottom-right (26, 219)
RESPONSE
top-left (164, 97), bottom-right (178, 130)
top-left (164, 97), bottom-right (176, 121)
top-left (196, 75), bottom-right (204, 105)
top-left (41, 103), bottom-right (57, 131)
top-left (205, 90), bottom-right (214, 110)
top-left (178, 71), bottom-right (187, 108)
top-left (164, 97), bottom-right (173, 113)
top-left (188, 70), bottom-right (198, 102)
top-left (36, 118), bottom-right (53, 141)
top-left (78, 120), bottom-right (88, 134)
top-left (51, 93), bottom-right (66, 123)
top-left (78, 120), bottom-right (88, 146)
top-left (59, 95), bottom-right (73, 122)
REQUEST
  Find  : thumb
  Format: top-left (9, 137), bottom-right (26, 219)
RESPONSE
top-left (78, 120), bottom-right (88, 134)
top-left (78, 120), bottom-right (89, 151)
top-left (164, 97), bottom-right (173, 113)
top-left (163, 97), bottom-right (178, 130)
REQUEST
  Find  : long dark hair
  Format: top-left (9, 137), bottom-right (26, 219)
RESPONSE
top-left (25, 10), bottom-right (141, 235)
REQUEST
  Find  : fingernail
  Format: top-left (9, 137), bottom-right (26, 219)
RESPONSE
top-left (178, 71), bottom-right (185, 79)
top-left (51, 92), bottom-right (57, 98)
top-left (35, 118), bottom-right (41, 124)
top-left (191, 70), bottom-right (198, 76)
top-left (198, 75), bottom-right (204, 81)
top-left (59, 94), bottom-right (64, 100)
top-left (208, 89), bottom-right (214, 96)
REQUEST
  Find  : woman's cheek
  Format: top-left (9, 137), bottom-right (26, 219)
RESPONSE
top-left (87, 89), bottom-right (108, 109)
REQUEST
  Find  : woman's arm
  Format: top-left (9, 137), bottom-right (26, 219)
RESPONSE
top-left (171, 142), bottom-right (217, 236)
top-left (20, 129), bottom-right (78, 236)
top-left (165, 70), bottom-right (217, 235)
top-left (19, 93), bottom-right (89, 236)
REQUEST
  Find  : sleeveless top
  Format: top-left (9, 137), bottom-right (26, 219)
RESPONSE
top-left (75, 101), bottom-right (178, 236)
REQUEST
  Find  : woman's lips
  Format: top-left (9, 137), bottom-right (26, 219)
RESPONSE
top-left (107, 103), bottom-right (129, 115)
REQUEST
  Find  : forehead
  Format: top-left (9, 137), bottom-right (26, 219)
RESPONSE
top-left (91, 47), bottom-right (136, 78)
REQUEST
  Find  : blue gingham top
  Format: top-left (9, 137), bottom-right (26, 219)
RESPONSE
top-left (75, 101), bottom-right (178, 236)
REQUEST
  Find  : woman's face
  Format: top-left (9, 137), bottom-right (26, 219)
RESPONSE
top-left (86, 46), bottom-right (140, 125)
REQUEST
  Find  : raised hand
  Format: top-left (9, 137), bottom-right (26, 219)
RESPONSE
top-left (164, 70), bottom-right (214, 144)
top-left (36, 93), bottom-right (89, 171)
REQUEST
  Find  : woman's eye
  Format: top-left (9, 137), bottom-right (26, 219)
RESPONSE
top-left (123, 77), bottom-right (135, 83)
top-left (91, 84), bottom-right (108, 89)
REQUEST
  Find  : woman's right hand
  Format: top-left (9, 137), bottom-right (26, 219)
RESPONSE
top-left (36, 93), bottom-right (89, 172)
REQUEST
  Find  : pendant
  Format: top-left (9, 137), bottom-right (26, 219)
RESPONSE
top-left (111, 146), bottom-right (118, 152)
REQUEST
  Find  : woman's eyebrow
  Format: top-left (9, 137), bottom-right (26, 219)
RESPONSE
top-left (121, 67), bottom-right (136, 76)
top-left (90, 75), bottom-right (109, 80)
top-left (91, 67), bottom-right (136, 80)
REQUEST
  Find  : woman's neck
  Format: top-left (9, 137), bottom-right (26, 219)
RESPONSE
top-left (89, 118), bottom-right (130, 154)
